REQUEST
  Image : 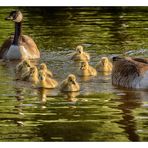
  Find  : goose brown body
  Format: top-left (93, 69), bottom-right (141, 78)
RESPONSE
top-left (0, 10), bottom-right (40, 60)
top-left (112, 57), bottom-right (148, 89)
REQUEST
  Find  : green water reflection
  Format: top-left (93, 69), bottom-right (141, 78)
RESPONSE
top-left (0, 7), bottom-right (148, 142)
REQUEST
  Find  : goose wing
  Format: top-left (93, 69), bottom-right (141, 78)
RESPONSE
top-left (0, 36), bottom-right (13, 58)
top-left (20, 35), bottom-right (40, 58)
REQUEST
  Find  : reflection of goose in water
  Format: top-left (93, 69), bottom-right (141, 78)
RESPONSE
top-left (116, 90), bottom-right (146, 141)
top-left (112, 56), bottom-right (148, 89)
top-left (0, 10), bottom-right (40, 60)
top-left (14, 87), bottom-right (25, 126)
top-left (71, 45), bottom-right (90, 62)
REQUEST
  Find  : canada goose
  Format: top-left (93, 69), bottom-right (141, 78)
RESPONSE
top-left (0, 10), bottom-right (40, 60)
top-left (78, 61), bottom-right (97, 76)
top-left (71, 45), bottom-right (90, 61)
top-left (60, 74), bottom-right (80, 92)
top-left (39, 63), bottom-right (53, 77)
top-left (96, 57), bottom-right (113, 72)
top-left (15, 59), bottom-right (32, 79)
top-left (112, 56), bottom-right (148, 89)
top-left (21, 66), bottom-right (39, 84)
top-left (37, 70), bottom-right (58, 89)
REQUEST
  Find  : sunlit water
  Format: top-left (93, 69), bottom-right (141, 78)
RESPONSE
top-left (0, 7), bottom-right (148, 142)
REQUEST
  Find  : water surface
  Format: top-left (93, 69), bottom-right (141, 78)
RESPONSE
top-left (0, 7), bottom-right (148, 142)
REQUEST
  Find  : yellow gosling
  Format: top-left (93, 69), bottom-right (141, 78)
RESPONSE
top-left (71, 45), bottom-right (90, 61)
top-left (96, 57), bottom-right (113, 72)
top-left (15, 59), bottom-right (32, 79)
top-left (21, 66), bottom-right (39, 84)
top-left (112, 56), bottom-right (148, 89)
top-left (37, 71), bottom-right (58, 89)
top-left (39, 63), bottom-right (53, 77)
top-left (60, 74), bottom-right (80, 92)
top-left (78, 61), bottom-right (97, 76)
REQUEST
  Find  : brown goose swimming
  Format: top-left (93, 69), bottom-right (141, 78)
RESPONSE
top-left (112, 56), bottom-right (148, 89)
top-left (0, 10), bottom-right (40, 60)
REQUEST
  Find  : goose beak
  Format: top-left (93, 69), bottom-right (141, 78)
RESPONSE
top-left (5, 16), bottom-right (13, 20)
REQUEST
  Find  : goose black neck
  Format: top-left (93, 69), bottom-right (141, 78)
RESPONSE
top-left (12, 22), bottom-right (22, 45)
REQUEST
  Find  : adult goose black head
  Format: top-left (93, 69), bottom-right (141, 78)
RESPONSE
top-left (5, 10), bottom-right (23, 22)
top-left (0, 10), bottom-right (40, 60)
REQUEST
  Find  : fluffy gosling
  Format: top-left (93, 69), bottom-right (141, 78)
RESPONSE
top-left (60, 74), bottom-right (80, 92)
top-left (78, 61), bottom-right (97, 76)
top-left (15, 59), bottom-right (32, 79)
top-left (37, 70), bottom-right (58, 89)
top-left (39, 63), bottom-right (53, 77)
top-left (96, 57), bottom-right (113, 72)
top-left (71, 45), bottom-right (90, 62)
top-left (21, 66), bottom-right (39, 84)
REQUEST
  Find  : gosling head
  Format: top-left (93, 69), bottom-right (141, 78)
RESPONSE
top-left (39, 63), bottom-right (47, 71)
top-left (80, 61), bottom-right (89, 70)
top-left (67, 74), bottom-right (77, 84)
top-left (30, 66), bottom-right (38, 75)
top-left (23, 60), bottom-right (31, 67)
top-left (76, 45), bottom-right (84, 54)
top-left (5, 10), bottom-right (23, 23)
top-left (101, 57), bottom-right (109, 65)
top-left (38, 71), bottom-right (46, 81)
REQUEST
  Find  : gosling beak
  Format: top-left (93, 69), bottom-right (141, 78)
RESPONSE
top-left (79, 51), bottom-right (82, 54)
top-left (80, 66), bottom-right (84, 70)
top-left (71, 80), bottom-right (76, 85)
top-left (102, 60), bottom-right (105, 66)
